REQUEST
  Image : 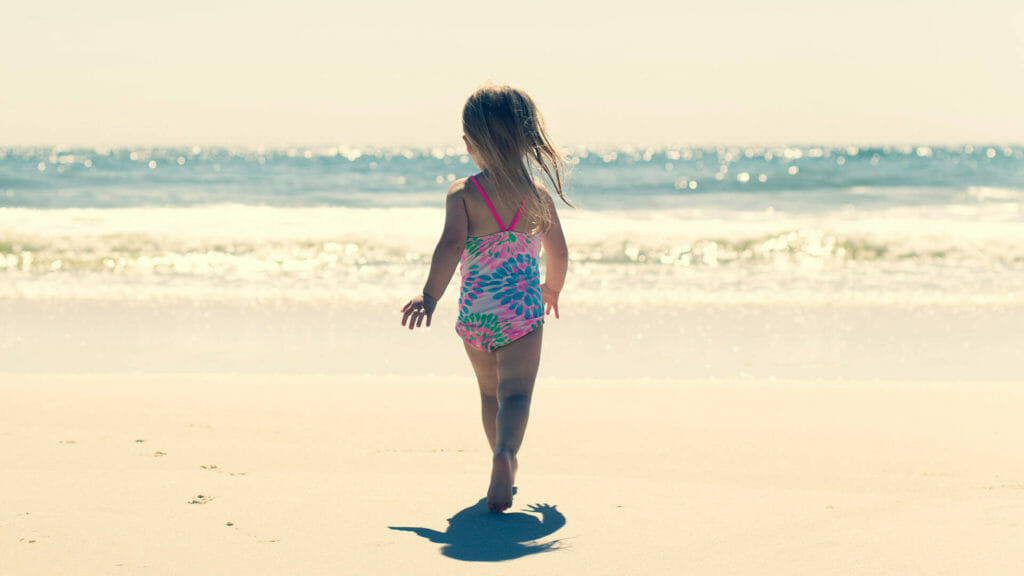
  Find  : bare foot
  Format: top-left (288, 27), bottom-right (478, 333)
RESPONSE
top-left (487, 451), bottom-right (514, 513)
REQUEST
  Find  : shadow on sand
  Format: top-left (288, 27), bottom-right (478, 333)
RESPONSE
top-left (389, 497), bottom-right (567, 562)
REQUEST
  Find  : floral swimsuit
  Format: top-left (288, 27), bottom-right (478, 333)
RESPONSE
top-left (455, 176), bottom-right (544, 352)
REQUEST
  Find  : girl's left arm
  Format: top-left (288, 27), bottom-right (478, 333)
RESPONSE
top-left (401, 185), bottom-right (467, 329)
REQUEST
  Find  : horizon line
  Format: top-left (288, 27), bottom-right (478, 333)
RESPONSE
top-left (2, 140), bottom-right (1023, 151)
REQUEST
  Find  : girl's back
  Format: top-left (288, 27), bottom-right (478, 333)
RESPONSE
top-left (460, 173), bottom-right (537, 238)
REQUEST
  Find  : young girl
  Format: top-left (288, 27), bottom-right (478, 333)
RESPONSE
top-left (400, 85), bottom-right (571, 513)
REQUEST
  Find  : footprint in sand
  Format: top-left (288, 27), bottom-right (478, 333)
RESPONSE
top-left (200, 464), bottom-right (247, 476)
top-left (188, 494), bottom-right (214, 505)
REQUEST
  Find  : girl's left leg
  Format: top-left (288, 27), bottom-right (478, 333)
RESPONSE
top-left (463, 342), bottom-right (499, 452)
top-left (487, 326), bottom-right (543, 512)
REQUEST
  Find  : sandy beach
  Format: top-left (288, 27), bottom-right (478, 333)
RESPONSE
top-left (3, 374), bottom-right (1022, 575)
top-left (4, 0), bottom-right (1023, 571)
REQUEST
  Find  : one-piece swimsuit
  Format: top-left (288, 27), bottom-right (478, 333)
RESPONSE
top-left (455, 176), bottom-right (544, 352)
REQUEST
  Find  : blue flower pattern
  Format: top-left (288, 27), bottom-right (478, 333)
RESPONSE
top-left (456, 231), bottom-right (544, 351)
top-left (479, 254), bottom-right (543, 319)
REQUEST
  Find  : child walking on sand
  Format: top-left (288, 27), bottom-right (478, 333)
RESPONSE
top-left (401, 85), bottom-right (571, 512)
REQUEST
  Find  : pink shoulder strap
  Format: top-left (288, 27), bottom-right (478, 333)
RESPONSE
top-left (470, 175), bottom-right (507, 231)
top-left (508, 201), bottom-right (526, 230)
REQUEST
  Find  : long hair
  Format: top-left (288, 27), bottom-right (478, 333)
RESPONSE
top-left (462, 84), bottom-right (572, 232)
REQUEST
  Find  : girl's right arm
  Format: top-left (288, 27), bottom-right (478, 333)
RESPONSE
top-left (401, 183), bottom-right (467, 329)
top-left (540, 192), bottom-right (568, 318)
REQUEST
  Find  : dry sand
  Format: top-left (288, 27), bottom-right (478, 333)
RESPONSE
top-left (2, 375), bottom-right (1022, 575)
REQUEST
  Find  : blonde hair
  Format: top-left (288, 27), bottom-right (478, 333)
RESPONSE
top-left (462, 84), bottom-right (572, 232)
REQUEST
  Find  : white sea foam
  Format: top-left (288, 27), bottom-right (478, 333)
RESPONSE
top-left (2, 204), bottom-right (1022, 305)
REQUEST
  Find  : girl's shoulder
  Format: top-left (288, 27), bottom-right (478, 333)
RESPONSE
top-left (446, 177), bottom-right (473, 200)
top-left (532, 179), bottom-right (557, 208)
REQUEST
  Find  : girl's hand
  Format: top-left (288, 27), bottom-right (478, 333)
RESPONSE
top-left (541, 283), bottom-right (560, 319)
top-left (401, 292), bottom-right (437, 330)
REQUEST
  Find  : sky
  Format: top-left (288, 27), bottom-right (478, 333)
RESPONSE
top-left (1, 0), bottom-right (1022, 146)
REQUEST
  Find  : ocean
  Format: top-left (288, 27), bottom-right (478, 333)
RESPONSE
top-left (3, 144), bottom-right (1023, 305)
top-left (1, 144), bottom-right (1022, 378)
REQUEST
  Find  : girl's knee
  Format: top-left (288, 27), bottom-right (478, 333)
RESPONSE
top-left (498, 391), bottom-right (532, 408)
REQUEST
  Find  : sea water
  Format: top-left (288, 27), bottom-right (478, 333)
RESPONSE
top-left (2, 144), bottom-right (1022, 305)
top-left (1, 145), bottom-right (1022, 378)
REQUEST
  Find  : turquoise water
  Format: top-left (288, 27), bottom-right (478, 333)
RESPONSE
top-left (2, 144), bottom-right (1022, 210)
top-left (1, 144), bottom-right (1023, 305)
